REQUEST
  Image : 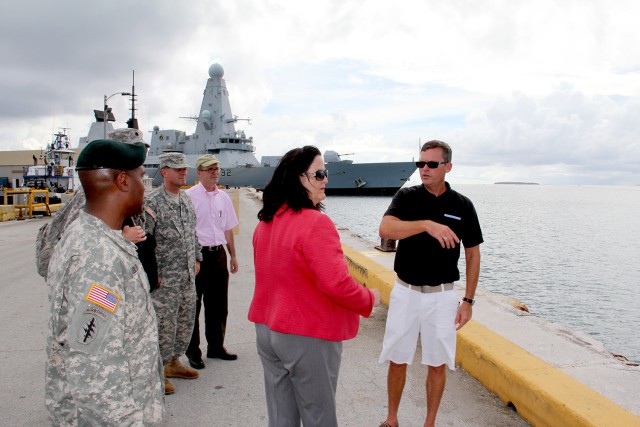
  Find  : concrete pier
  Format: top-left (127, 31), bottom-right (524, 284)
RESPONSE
top-left (0, 187), bottom-right (637, 426)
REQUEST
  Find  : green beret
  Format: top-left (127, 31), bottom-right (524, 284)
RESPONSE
top-left (76, 139), bottom-right (147, 171)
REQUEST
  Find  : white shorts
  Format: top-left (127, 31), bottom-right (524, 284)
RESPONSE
top-left (379, 280), bottom-right (458, 370)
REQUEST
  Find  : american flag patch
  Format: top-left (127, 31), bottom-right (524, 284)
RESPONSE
top-left (86, 284), bottom-right (120, 312)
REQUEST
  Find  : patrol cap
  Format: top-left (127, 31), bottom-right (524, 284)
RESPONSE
top-left (195, 154), bottom-right (220, 169)
top-left (108, 128), bottom-right (150, 147)
top-left (159, 152), bottom-right (189, 169)
top-left (76, 139), bottom-right (147, 171)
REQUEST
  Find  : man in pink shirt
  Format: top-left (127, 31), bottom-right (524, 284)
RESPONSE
top-left (185, 154), bottom-right (239, 369)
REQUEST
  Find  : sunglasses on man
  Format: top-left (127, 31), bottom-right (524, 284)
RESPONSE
top-left (415, 161), bottom-right (448, 169)
top-left (304, 169), bottom-right (329, 181)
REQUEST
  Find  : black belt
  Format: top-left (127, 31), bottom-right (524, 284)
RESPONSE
top-left (201, 245), bottom-right (223, 252)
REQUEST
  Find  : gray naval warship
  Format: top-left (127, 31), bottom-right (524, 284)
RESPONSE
top-left (143, 63), bottom-right (416, 195)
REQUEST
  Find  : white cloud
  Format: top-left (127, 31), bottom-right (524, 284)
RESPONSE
top-left (450, 87), bottom-right (640, 184)
top-left (1, 0), bottom-right (639, 184)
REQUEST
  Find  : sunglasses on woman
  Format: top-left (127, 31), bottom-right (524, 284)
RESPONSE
top-left (304, 169), bottom-right (329, 181)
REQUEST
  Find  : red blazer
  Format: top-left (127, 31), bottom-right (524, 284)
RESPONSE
top-left (249, 206), bottom-right (374, 341)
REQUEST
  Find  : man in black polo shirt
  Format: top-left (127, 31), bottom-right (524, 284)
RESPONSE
top-left (378, 140), bottom-right (483, 427)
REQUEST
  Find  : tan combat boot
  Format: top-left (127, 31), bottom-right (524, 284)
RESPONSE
top-left (164, 356), bottom-right (200, 379)
top-left (164, 376), bottom-right (175, 395)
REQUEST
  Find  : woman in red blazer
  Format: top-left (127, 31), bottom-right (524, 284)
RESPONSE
top-left (249, 145), bottom-right (380, 427)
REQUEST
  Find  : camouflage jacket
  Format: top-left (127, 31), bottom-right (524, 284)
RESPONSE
top-left (36, 189), bottom-right (157, 288)
top-left (36, 188), bottom-right (86, 279)
top-left (46, 211), bottom-right (164, 425)
top-left (143, 186), bottom-right (201, 290)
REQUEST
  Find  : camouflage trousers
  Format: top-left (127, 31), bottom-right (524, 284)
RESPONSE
top-left (151, 283), bottom-right (197, 365)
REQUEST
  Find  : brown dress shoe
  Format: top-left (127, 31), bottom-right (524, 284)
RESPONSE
top-left (164, 377), bottom-right (175, 395)
top-left (164, 356), bottom-right (200, 379)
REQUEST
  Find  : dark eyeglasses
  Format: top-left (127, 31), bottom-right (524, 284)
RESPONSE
top-left (199, 167), bottom-right (219, 173)
top-left (415, 161), bottom-right (447, 169)
top-left (304, 169), bottom-right (329, 181)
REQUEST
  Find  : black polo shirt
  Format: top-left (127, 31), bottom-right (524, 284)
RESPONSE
top-left (385, 183), bottom-right (483, 287)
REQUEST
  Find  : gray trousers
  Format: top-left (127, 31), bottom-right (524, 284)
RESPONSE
top-left (255, 323), bottom-right (342, 427)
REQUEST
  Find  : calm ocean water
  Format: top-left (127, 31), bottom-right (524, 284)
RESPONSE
top-left (324, 184), bottom-right (640, 364)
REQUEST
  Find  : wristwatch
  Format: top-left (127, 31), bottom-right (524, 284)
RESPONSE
top-left (462, 297), bottom-right (475, 306)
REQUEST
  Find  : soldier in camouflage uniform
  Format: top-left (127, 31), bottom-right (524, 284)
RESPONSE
top-left (36, 187), bottom-right (86, 278)
top-left (46, 139), bottom-right (164, 425)
top-left (36, 128), bottom-right (149, 279)
top-left (144, 152), bottom-right (202, 395)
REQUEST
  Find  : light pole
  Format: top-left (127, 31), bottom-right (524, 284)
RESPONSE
top-left (103, 92), bottom-right (131, 138)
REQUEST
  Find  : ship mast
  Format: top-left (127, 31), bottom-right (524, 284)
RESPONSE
top-left (126, 70), bottom-right (139, 130)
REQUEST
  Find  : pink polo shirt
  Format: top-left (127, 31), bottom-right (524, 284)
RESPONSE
top-left (185, 183), bottom-right (239, 246)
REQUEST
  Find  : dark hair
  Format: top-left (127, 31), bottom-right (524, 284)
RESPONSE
top-left (258, 146), bottom-right (324, 222)
top-left (421, 140), bottom-right (452, 163)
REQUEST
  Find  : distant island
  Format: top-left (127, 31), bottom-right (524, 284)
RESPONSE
top-left (494, 182), bottom-right (540, 185)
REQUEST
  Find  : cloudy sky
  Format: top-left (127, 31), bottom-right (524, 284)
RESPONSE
top-left (1, 0), bottom-right (639, 185)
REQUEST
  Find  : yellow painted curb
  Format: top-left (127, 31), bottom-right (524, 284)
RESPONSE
top-left (232, 189), bottom-right (240, 235)
top-left (341, 243), bottom-right (640, 427)
top-left (342, 244), bottom-right (395, 305)
top-left (457, 321), bottom-right (640, 427)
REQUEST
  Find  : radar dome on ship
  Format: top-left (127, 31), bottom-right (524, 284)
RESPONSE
top-left (209, 63), bottom-right (224, 78)
top-left (201, 110), bottom-right (211, 119)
